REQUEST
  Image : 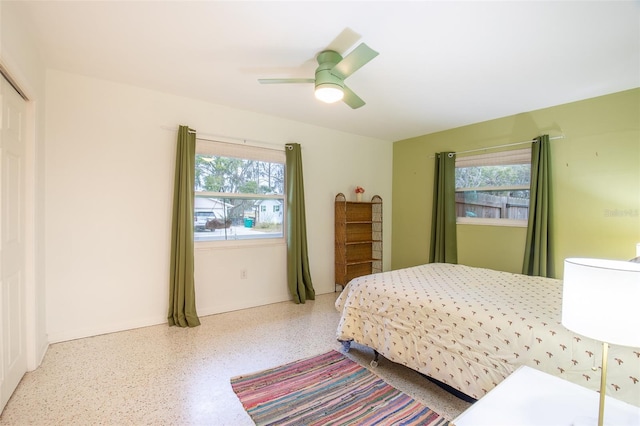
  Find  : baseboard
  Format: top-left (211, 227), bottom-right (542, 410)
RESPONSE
top-left (47, 295), bottom-right (296, 344)
top-left (47, 315), bottom-right (167, 344)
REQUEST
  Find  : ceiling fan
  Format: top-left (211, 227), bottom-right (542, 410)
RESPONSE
top-left (258, 43), bottom-right (379, 109)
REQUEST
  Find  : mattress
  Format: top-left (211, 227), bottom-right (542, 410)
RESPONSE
top-left (335, 263), bottom-right (640, 406)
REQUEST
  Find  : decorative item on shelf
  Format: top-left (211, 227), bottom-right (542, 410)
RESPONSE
top-left (355, 186), bottom-right (365, 202)
top-left (561, 258), bottom-right (640, 426)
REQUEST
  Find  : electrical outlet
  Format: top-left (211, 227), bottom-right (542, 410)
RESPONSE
top-left (241, 269), bottom-right (248, 279)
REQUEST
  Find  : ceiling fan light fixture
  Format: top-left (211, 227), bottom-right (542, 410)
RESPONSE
top-left (258, 42), bottom-right (378, 109)
top-left (315, 83), bottom-right (344, 103)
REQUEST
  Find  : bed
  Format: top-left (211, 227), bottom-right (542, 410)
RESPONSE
top-left (335, 263), bottom-right (640, 407)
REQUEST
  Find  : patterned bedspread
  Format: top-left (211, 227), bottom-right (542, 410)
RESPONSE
top-left (335, 263), bottom-right (640, 406)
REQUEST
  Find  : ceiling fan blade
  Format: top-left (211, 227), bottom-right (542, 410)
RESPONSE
top-left (258, 78), bottom-right (315, 84)
top-left (326, 27), bottom-right (362, 55)
top-left (331, 43), bottom-right (379, 80)
top-left (342, 85), bottom-right (365, 109)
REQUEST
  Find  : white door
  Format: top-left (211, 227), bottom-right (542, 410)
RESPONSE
top-left (0, 74), bottom-right (27, 411)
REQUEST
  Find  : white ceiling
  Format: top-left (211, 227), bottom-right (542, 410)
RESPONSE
top-left (16, 0), bottom-right (640, 141)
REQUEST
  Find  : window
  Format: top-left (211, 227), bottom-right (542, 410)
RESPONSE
top-left (455, 147), bottom-right (531, 226)
top-left (194, 140), bottom-right (285, 242)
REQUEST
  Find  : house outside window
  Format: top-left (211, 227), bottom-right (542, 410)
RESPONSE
top-left (455, 147), bottom-right (531, 227)
top-left (194, 140), bottom-right (285, 242)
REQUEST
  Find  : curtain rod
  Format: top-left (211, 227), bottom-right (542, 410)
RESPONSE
top-left (161, 126), bottom-right (288, 151)
top-left (451, 135), bottom-right (564, 157)
top-left (428, 135), bottom-right (565, 159)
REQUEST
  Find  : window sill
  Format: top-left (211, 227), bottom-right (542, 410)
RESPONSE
top-left (195, 237), bottom-right (286, 250)
top-left (456, 217), bottom-right (528, 228)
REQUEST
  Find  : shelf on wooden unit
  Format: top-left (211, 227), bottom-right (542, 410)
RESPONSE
top-left (335, 192), bottom-right (382, 289)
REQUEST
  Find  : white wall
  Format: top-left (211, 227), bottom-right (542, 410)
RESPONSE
top-left (45, 70), bottom-right (393, 343)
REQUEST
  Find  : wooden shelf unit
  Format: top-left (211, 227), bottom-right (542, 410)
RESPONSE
top-left (335, 193), bottom-right (382, 288)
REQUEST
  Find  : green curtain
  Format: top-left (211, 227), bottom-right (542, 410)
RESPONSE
top-left (168, 125), bottom-right (201, 327)
top-left (285, 143), bottom-right (315, 304)
top-left (429, 152), bottom-right (458, 264)
top-left (522, 135), bottom-right (553, 277)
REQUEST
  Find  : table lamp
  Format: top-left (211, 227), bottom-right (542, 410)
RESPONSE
top-left (562, 258), bottom-right (640, 426)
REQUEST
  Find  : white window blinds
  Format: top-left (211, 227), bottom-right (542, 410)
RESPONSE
top-left (196, 139), bottom-right (285, 163)
top-left (455, 147), bottom-right (531, 168)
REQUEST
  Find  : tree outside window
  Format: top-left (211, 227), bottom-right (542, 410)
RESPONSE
top-left (194, 141), bottom-right (285, 241)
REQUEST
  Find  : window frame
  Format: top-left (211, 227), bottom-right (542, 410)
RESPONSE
top-left (194, 139), bottom-right (286, 247)
top-left (454, 147), bottom-right (532, 227)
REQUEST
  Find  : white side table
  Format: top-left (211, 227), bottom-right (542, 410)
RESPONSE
top-left (453, 366), bottom-right (640, 426)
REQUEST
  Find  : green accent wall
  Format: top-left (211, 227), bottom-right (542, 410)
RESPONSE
top-left (392, 88), bottom-right (640, 278)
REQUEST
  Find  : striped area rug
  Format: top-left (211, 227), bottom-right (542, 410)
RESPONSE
top-left (230, 350), bottom-right (449, 426)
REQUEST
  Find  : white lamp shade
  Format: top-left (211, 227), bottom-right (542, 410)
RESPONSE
top-left (314, 84), bottom-right (343, 103)
top-left (562, 258), bottom-right (640, 348)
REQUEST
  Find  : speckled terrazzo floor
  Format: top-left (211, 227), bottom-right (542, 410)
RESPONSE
top-left (0, 292), bottom-right (472, 425)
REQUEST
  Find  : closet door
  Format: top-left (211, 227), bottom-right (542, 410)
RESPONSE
top-left (0, 74), bottom-right (27, 411)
